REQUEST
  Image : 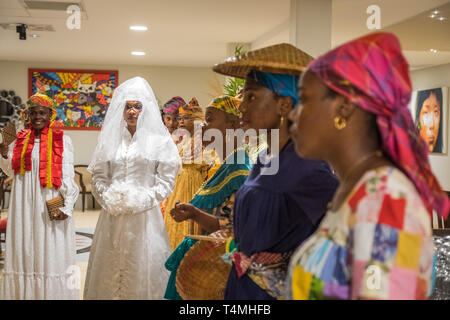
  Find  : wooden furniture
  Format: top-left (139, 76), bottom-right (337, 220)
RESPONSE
top-left (74, 165), bottom-right (96, 212)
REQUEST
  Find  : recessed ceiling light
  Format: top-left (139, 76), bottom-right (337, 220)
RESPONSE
top-left (430, 49), bottom-right (438, 53)
top-left (430, 14), bottom-right (436, 18)
top-left (438, 17), bottom-right (446, 21)
top-left (31, 34), bottom-right (38, 38)
top-left (131, 51), bottom-right (146, 56)
top-left (130, 25), bottom-right (148, 31)
top-left (433, 10), bottom-right (439, 14)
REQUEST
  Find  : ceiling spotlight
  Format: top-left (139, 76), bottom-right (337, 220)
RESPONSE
top-left (130, 25), bottom-right (148, 31)
top-left (131, 51), bottom-right (146, 56)
top-left (433, 10), bottom-right (439, 14)
top-left (430, 49), bottom-right (438, 53)
top-left (31, 34), bottom-right (38, 38)
top-left (430, 14), bottom-right (436, 18)
top-left (16, 24), bottom-right (27, 40)
top-left (438, 17), bottom-right (446, 21)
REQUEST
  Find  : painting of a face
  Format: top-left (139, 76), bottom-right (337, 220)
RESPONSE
top-left (414, 88), bottom-right (446, 154)
top-left (419, 92), bottom-right (440, 152)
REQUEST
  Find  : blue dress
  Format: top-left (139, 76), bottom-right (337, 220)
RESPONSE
top-left (224, 141), bottom-right (339, 299)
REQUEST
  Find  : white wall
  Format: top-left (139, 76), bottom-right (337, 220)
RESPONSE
top-left (0, 60), bottom-right (225, 209)
top-left (0, 60), bottom-right (226, 165)
top-left (410, 63), bottom-right (450, 191)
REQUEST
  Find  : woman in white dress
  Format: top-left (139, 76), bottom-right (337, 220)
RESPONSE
top-left (83, 77), bottom-right (181, 300)
top-left (0, 93), bottom-right (79, 300)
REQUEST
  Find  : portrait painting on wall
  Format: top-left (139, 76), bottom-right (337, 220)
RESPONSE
top-left (29, 68), bottom-right (118, 130)
top-left (410, 87), bottom-right (448, 154)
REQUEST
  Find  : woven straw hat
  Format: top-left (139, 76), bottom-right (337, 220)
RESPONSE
top-left (213, 43), bottom-right (314, 79)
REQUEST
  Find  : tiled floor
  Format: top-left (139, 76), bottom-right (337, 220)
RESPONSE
top-left (0, 209), bottom-right (101, 300)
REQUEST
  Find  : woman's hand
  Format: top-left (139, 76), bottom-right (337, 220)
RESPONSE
top-left (170, 201), bottom-right (197, 222)
top-left (0, 143), bottom-right (8, 159)
top-left (49, 209), bottom-right (69, 221)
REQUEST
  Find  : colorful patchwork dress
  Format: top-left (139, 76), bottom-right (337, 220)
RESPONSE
top-left (287, 166), bottom-right (436, 300)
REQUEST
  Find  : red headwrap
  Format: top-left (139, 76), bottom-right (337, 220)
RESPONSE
top-left (309, 32), bottom-right (449, 219)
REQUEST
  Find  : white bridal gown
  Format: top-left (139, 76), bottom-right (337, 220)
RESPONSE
top-left (83, 129), bottom-right (176, 300)
top-left (0, 136), bottom-right (79, 300)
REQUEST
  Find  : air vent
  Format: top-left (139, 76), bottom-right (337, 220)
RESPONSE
top-left (0, 23), bottom-right (55, 32)
top-left (24, 1), bottom-right (82, 11)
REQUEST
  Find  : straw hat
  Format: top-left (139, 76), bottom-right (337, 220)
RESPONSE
top-left (213, 43), bottom-right (314, 79)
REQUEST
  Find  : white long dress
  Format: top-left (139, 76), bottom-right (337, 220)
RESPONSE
top-left (0, 135), bottom-right (79, 300)
top-left (83, 129), bottom-right (175, 300)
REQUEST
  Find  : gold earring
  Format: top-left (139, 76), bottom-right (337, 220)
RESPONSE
top-left (334, 116), bottom-right (347, 130)
top-left (280, 116), bottom-right (285, 127)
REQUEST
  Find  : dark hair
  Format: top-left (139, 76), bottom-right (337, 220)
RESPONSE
top-left (415, 88), bottom-right (443, 153)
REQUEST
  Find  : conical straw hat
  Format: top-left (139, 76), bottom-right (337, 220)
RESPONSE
top-left (213, 43), bottom-right (314, 79)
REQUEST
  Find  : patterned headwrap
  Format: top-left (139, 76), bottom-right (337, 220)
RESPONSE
top-left (26, 92), bottom-right (56, 109)
top-left (179, 97), bottom-right (204, 120)
top-left (207, 95), bottom-right (242, 117)
top-left (249, 70), bottom-right (299, 106)
top-left (162, 96), bottom-right (186, 115)
top-left (308, 32), bottom-right (449, 218)
top-left (13, 92), bottom-right (63, 189)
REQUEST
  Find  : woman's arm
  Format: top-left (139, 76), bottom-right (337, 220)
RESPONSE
top-left (0, 143), bottom-right (14, 177)
top-left (58, 136), bottom-right (79, 218)
top-left (137, 159), bottom-right (179, 212)
top-left (171, 192), bottom-right (237, 234)
top-left (171, 203), bottom-right (220, 233)
top-left (90, 159), bottom-right (111, 210)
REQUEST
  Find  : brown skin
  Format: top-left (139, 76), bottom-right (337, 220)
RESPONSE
top-left (163, 113), bottom-right (178, 134)
top-left (123, 100), bottom-right (143, 136)
top-left (170, 107), bottom-right (240, 233)
top-left (1, 105), bottom-right (51, 157)
top-left (177, 114), bottom-right (195, 136)
top-left (419, 92), bottom-right (440, 152)
top-left (288, 70), bottom-right (392, 211)
top-left (240, 75), bottom-right (292, 153)
top-left (0, 105), bottom-right (69, 220)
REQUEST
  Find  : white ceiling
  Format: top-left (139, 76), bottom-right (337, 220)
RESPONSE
top-left (0, 0), bottom-right (449, 69)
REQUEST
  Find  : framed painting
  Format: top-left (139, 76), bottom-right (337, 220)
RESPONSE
top-left (410, 87), bottom-right (448, 154)
top-left (28, 68), bottom-right (118, 130)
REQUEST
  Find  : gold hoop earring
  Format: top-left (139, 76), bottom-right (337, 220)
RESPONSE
top-left (280, 116), bottom-right (285, 127)
top-left (334, 116), bottom-right (347, 130)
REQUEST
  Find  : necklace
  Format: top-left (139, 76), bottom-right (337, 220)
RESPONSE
top-left (328, 150), bottom-right (383, 212)
top-left (341, 150), bottom-right (383, 183)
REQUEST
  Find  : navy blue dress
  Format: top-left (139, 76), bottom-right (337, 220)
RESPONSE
top-left (224, 141), bottom-right (339, 299)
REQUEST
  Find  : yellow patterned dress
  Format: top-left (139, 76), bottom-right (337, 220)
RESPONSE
top-left (163, 136), bottom-right (212, 250)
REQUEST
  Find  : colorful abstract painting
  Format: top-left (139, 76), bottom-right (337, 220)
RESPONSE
top-left (29, 69), bottom-right (118, 130)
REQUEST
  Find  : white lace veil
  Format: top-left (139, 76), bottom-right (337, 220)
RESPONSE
top-left (88, 76), bottom-right (181, 173)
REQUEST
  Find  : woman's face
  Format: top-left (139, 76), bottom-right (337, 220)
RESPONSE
top-left (28, 105), bottom-right (52, 131)
top-left (163, 113), bottom-right (178, 133)
top-left (177, 114), bottom-right (195, 133)
top-left (202, 107), bottom-right (235, 147)
top-left (123, 100), bottom-right (142, 127)
top-left (288, 70), bottom-right (336, 159)
top-left (239, 76), bottom-right (280, 131)
top-left (419, 92), bottom-right (440, 152)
